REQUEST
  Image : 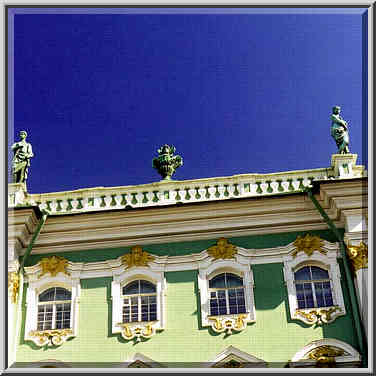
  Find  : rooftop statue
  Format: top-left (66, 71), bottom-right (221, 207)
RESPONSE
top-left (152, 144), bottom-right (183, 180)
top-left (330, 106), bottom-right (350, 154)
top-left (11, 130), bottom-right (34, 184)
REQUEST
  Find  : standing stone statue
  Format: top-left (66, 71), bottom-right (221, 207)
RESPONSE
top-left (11, 130), bottom-right (34, 183)
top-left (330, 106), bottom-right (350, 154)
top-left (152, 144), bottom-right (183, 180)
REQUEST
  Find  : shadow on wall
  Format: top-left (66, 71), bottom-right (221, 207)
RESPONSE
top-left (321, 260), bottom-right (359, 351)
top-left (252, 263), bottom-right (286, 311)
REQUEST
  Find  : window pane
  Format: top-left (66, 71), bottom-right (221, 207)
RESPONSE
top-left (225, 273), bottom-right (243, 288)
top-left (139, 280), bottom-right (156, 294)
top-left (38, 288), bottom-right (56, 302)
top-left (123, 281), bottom-right (139, 295)
top-left (294, 267), bottom-right (311, 281)
top-left (304, 283), bottom-right (314, 308)
top-left (314, 282), bottom-right (325, 307)
top-left (55, 288), bottom-right (71, 301)
top-left (311, 266), bottom-right (329, 280)
top-left (209, 274), bottom-right (226, 288)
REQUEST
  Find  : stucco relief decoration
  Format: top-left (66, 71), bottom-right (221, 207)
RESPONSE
top-left (28, 329), bottom-right (73, 347)
top-left (38, 255), bottom-right (71, 278)
top-left (295, 306), bottom-right (342, 325)
top-left (307, 345), bottom-right (345, 366)
top-left (292, 234), bottom-right (326, 257)
top-left (116, 322), bottom-right (156, 342)
top-left (121, 246), bottom-right (155, 269)
top-left (8, 272), bottom-right (20, 304)
top-left (346, 241), bottom-right (368, 272)
top-left (207, 238), bottom-right (237, 260)
top-left (208, 314), bottom-right (247, 335)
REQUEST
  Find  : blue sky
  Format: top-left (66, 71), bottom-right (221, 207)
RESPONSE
top-left (8, 7), bottom-right (368, 194)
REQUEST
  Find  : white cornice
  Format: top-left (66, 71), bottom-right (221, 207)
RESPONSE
top-left (24, 239), bottom-right (340, 281)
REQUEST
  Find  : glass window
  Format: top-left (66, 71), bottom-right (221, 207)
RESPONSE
top-left (294, 266), bottom-right (333, 309)
top-left (37, 287), bottom-right (71, 330)
top-left (122, 280), bottom-right (157, 323)
top-left (209, 273), bottom-right (246, 316)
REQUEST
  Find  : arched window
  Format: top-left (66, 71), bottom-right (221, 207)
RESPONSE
top-left (209, 273), bottom-right (246, 316)
top-left (294, 266), bottom-right (333, 309)
top-left (37, 287), bottom-right (71, 330)
top-left (122, 280), bottom-right (157, 323)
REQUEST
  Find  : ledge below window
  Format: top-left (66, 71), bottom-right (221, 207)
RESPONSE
top-left (207, 313), bottom-right (252, 334)
top-left (28, 328), bottom-right (74, 347)
top-left (293, 306), bottom-right (345, 325)
top-left (115, 321), bottom-right (162, 341)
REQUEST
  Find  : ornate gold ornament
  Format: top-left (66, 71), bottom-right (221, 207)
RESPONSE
top-left (117, 322), bottom-right (157, 341)
top-left (292, 234), bottom-right (326, 257)
top-left (28, 328), bottom-right (73, 347)
top-left (307, 345), bottom-right (344, 366)
top-left (207, 238), bottom-right (237, 260)
top-left (347, 242), bottom-right (368, 272)
top-left (121, 246), bottom-right (155, 269)
top-left (38, 256), bottom-right (71, 278)
top-left (295, 306), bottom-right (341, 325)
top-left (208, 314), bottom-right (248, 335)
top-left (8, 272), bottom-right (19, 304)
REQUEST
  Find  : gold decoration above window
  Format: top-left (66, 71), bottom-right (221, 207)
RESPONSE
top-left (295, 306), bottom-right (342, 325)
top-left (121, 246), bottom-right (155, 269)
top-left (38, 256), bottom-right (71, 278)
top-left (307, 345), bottom-right (344, 366)
top-left (292, 234), bottom-right (326, 257)
top-left (347, 242), bottom-right (368, 272)
top-left (8, 271), bottom-right (19, 304)
top-left (28, 328), bottom-right (73, 347)
top-left (116, 321), bottom-right (157, 342)
top-left (208, 314), bottom-right (248, 335)
top-left (207, 238), bottom-right (237, 260)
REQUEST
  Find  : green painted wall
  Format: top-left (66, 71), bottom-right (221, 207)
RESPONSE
top-left (15, 257), bottom-right (359, 367)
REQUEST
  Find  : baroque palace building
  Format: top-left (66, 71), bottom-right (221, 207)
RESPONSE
top-left (7, 150), bottom-right (368, 369)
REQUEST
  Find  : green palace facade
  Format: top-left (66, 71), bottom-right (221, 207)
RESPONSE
top-left (7, 152), bottom-right (368, 369)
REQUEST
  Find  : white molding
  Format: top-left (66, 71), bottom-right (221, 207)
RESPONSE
top-left (124, 353), bottom-right (164, 368)
top-left (202, 345), bottom-right (267, 367)
top-left (23, 239), bottom-right (341, 280)
top-left (291, 338), bottom-right (361, 364)
top-left (110, 265), bottom-right (166, 341)
top-left (23, 268), bottom-right (82, 347)
top-left (197, 258), bottom-right (256, 331)
top-left (283, 249), bottom-right (346, 325)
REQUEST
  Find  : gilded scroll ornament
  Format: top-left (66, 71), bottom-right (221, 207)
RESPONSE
top-left (292, 234), bottom-right (326, 257)
top-left (121, 246), bottom-right (155, 269)
top-left (295, 306), bottom-right (341, 325)
top-left (208, 314), bottom-right (248, 335)
top-left (347, 242), bottom-right (368, 272)
top-left (38, 256), bottom-right (71, 278)
top-left (207, 238), bottom-right (237, 260)
top-left (28, 328), bottom-right (73, 347)
top-left (117, 322), bottom-right (157, 341)
top-left (307, 345), bottom-right (344, 365)
top-left (8, 272), bottom-right (19, 304)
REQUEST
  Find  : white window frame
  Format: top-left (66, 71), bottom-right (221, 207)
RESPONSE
top-left (24, 271), bottom-right (81, 347)
top-left (283, 250), bottom-right (346, 325)
top-left (198, 259), bottom-right (256, 332)
top-left (111, 267), bottom-right (166, 340)
top-left (37, 287), bottom-right (72, 330)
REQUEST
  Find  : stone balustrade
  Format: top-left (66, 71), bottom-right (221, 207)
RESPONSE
top-left (7, 157), bottom-right (366, 215)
